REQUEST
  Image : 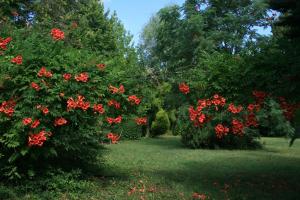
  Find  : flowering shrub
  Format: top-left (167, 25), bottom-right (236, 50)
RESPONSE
top-left (179, 83), bottom-right (297, 148)
top-left (180, 86), bottom-right (261, 148)
top-left (0, 28), bottom-right (142, 179)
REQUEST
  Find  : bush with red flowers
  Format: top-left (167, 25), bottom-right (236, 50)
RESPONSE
top-left (178, 84), bottom-right (296, 148)
top-left (0, 27), bottom-right (143, 179)
top-left (180, 93), bottom-right (262, 149)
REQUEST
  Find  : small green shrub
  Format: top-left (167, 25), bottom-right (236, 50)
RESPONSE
top-left (150, 109), bottom-right (170, 137)
top-left (257, 98), bottom-right (295, 137)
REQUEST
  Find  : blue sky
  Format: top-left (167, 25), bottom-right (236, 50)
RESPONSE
top-left (102, 0), bottom-right (271, 45)
top-left (102, 0), bottom-right (186, 44)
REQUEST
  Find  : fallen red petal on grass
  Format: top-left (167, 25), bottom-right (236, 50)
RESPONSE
top-left (140, 196), bottom-right (145, 200)
top-left (139, 187), bottom-right (145, 193)
top-left (192, 192), bottom-right (207, 200)
top-left (147, 186), bottom-right (156, 193)
top-left (128, 187), bottom-right (136, 196)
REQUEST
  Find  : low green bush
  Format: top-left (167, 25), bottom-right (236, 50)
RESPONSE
top-left (150, 109), bottom-right (170, 137)
top-left (257, 98), bottom-right (295, 137)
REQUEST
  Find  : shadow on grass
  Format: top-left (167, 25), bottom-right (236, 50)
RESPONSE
top-left (140, 136), bottom-right (186, 149)
top-left (151, 155), bottom-right (300, 200)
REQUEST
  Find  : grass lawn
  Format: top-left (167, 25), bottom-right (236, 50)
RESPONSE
top-left (1, 136), bottom-right (300, 200)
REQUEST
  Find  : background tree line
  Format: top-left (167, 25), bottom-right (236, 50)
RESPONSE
top-left (1, 0), bottom-right (299, 139)
top-left (137, 0), bottom-right (300, 138)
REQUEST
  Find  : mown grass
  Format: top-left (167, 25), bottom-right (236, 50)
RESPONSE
top-left (1, 136), bottom-right (300, 200)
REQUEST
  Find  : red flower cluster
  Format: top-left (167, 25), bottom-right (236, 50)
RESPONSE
top-left (38, 67), bottom-right (53, 78)
top-left (22, 118), bottom-right (32, 125)
top-left (11, 55), bottom-right (22, 65)
top-left (107, 133), bottom-right (120, 144)
top-left (211, 94), bottom-right (226, 108)
top-left (128, 95), bottom-right (141, 105)
top-left (36, 105), bottom-right (50, 115)
top-left (189, 106), bottom-right (198, 121)
top-left (0, 37), bottom-right (12, 50)
top-left (253, 90), bottom-right (267, 104)
top-left (93, 104), bottom-right (105, 114)
top-left (106, 115), bottom-right (122, 124)
top-left (42, 107), bottom-right (49, 115)
top-left (0, 100), bottom-right (16, 117)
top-left (67, 95), bottom-right (90, 111)
top-left (247, 103), bottom-right (260, 112)
top-left (54, 117), bottom-right (68, 126)
top-left (228, 103), bottom-right (243, 114)
top-left (244, 103), bottom-right (260, 127)
top-left (189, 95), bottom-right (225, 127)
top-left (51, 28), bottom-right (65, 41)
top-left (31, 82), bottom-right (41, 91)
top-left (109, 84), bottom-right (125, 94)
top-left (63, 73), bottom-right (72, 80)
top-left (245, 113), bottom-right (258, 127)
top-left (135, 117), bottom-right (147, 125)
top-left (75, 72), bottom-right (89, 82)
top-left (97, 63), bottom-right (106, 70)
top-left (179, 83), bottom-right (190, 94)
top-left (279, 97), bottom-right (299, 121)
top-left (189, 106), bottom-right (207, 127)
top-left (28, 130), bottom-right (51, 147)
top-left (232, 119), bottom-right (244, 136)
top-left (108, 100), bottom-right (121, 109)
top-left (31, 119), bottom-right (40, 129)
top-left (215, 124), bottom-right (229, 139)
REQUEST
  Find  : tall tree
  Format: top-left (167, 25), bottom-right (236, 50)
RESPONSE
top-left (198, 0), bottom-right (268, 54)
top-left (247, 0), bottom-right (300, 100)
